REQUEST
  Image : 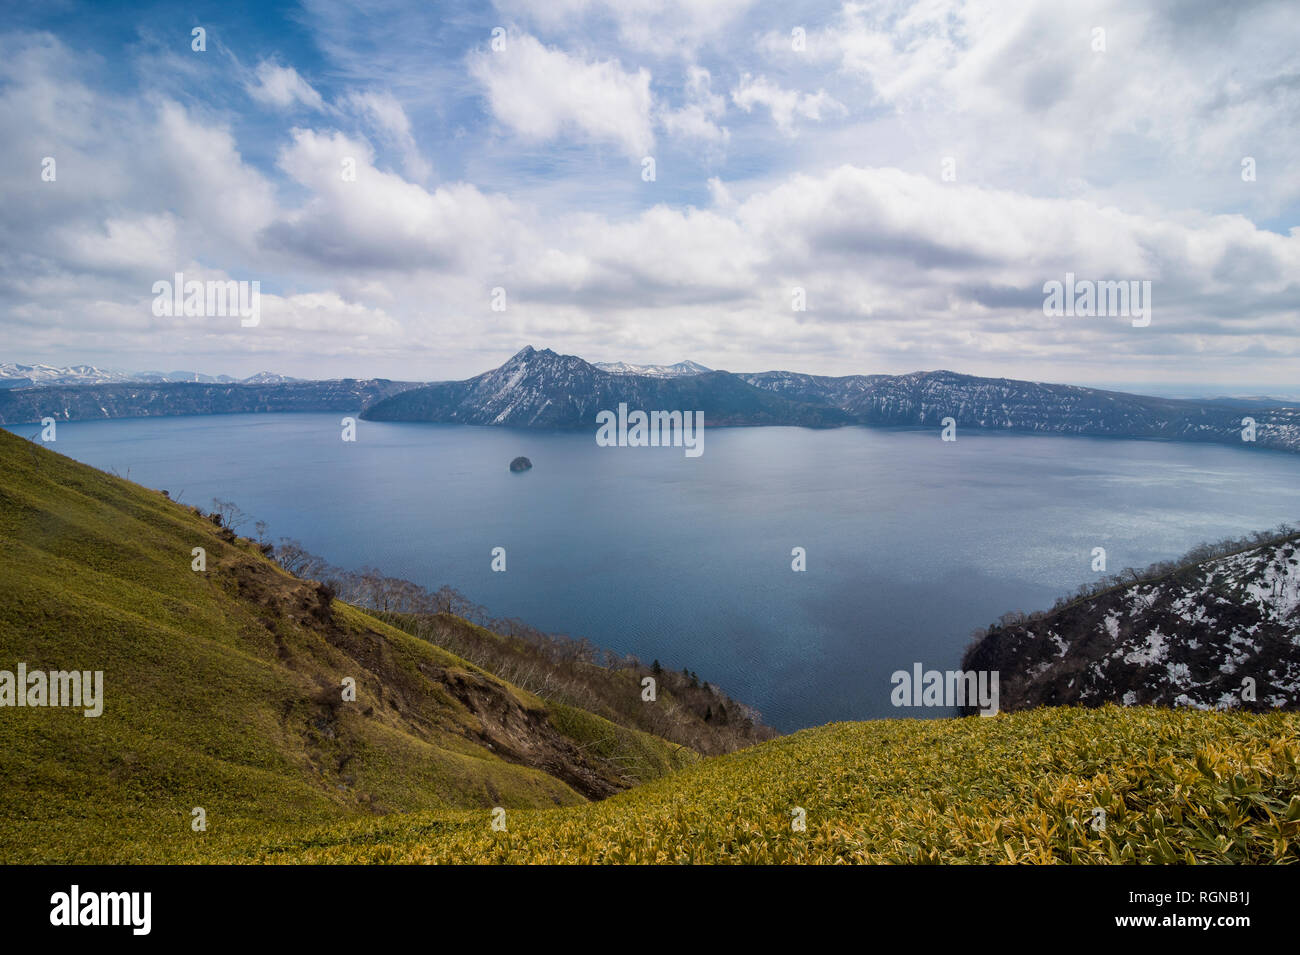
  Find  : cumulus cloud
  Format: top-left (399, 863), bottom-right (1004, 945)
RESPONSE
top-left (264, 128), bottom-right (519, 272)
top-left (468, 33), bottom-right (654, 157)
top-left (149, 101), bottom-right (279, 254)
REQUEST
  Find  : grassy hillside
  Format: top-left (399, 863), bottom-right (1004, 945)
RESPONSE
top-left (228, 706), bottom-right (1300, 864)
top-left (0, 428), bottom-right (691, 864)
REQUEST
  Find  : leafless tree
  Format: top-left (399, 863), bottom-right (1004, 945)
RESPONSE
top-left (210, 498), bottom-right (249, 531)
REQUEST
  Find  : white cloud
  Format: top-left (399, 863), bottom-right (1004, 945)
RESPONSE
top-left (265, 128), bottom-right (518, 271)
top-left (245, 61), bottom-right (326, 111)
top-left (149, 101), bottom-right (279, 255)
top-left (342, 90), bottom-right (432, 181)
top-left (659, 66), bottom-right (728, 146)
top-left (258, 289), bottom-right (404, 336)
top-left (54, 214), bottom-right (181, 274)
top-left (786, 0), bottom-right (1300, 216)
top-left (468, 33), bottom-right (654, 158)
top-left (731, 74), bottom-right (846, 135)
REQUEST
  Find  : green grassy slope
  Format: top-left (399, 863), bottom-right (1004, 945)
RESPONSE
top-left (233, 706), bottom-right (1300, 864)
top-left (0, 428), bottom-right (690, 863)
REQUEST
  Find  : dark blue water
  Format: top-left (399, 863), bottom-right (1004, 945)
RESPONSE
top-left (12, 413), bottom-right (1300, 731)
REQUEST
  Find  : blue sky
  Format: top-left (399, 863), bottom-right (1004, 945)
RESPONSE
top-left (2, 0), bottom-right (1298, 388)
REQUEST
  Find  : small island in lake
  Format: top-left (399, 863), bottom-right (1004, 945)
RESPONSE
top-left (509, 456), bottom-right (532, 472)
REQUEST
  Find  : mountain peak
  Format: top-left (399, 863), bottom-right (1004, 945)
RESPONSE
top-left (506, 345), bottom-right (566, 364)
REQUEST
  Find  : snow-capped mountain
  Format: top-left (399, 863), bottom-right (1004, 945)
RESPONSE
top-left (362, 346), bottom-right (848, 428)
top-left (593, 359), bottom-right (712, 377)
top-left (0, 363), bottom-right (136, 387)
top-left (963, 531), bottom-right (1300, 711)
top-left (0, 363), bottom-right (295, 387)
top-left (240, 371), bottom-right (299, 384)
top-left (134, 371), bottom-right (241, 384)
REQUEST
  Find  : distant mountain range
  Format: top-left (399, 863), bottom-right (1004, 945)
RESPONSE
top-left (736, 367), bottom-right (1300, 452)
top-left (0, 378), bottom-right (420, 423)
top-left (362, 347), bottom-right (1300, 454)
top-left (0, 362), bottom-right (297, 389)
top-left (3, 347), bottom-right (1298, 454)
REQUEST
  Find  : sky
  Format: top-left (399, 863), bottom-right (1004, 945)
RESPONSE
top-left (1, 0), bottom-right (1297, 389)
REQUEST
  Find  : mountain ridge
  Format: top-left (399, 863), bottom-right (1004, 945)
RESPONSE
top-left (3, 347), bottom-right (1298, 454)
